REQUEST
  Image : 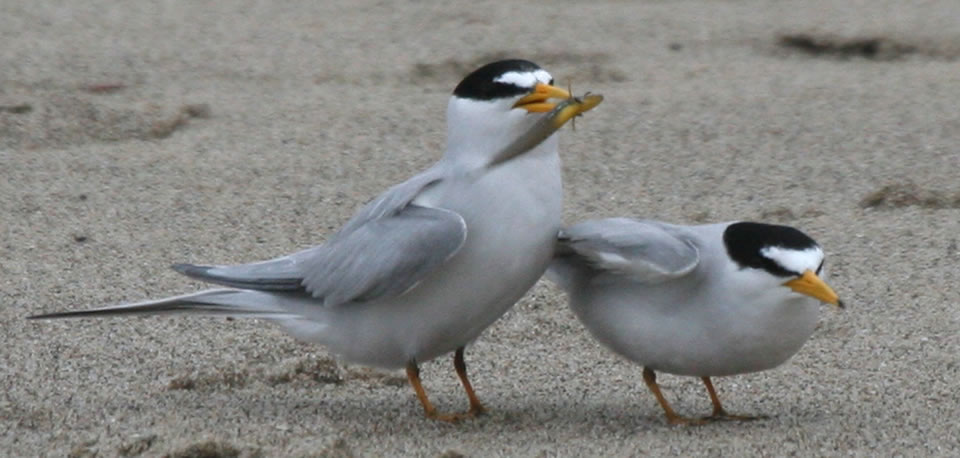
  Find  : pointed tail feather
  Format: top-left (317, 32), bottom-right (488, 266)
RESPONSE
top-left (28, 288), bottom-right (299, 320)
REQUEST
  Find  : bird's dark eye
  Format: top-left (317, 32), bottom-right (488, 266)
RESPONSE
top-left (549, 78), bottom-right (555, 85)
top-left (815, 260), bottom-right (824, 275)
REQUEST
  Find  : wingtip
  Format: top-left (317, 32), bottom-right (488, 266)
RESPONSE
top-left (170, 263), bottom-right (194, 273)
top-left (171, 263), bottom-right (212, 277)
top-left (27, 311), bottom-right (80, 320)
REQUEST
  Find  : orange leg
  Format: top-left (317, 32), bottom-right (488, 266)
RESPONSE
top-left (454, 347), bottom-right (487, 416)
top-left (642, 368), bottom-right (707, 426)
top-left (404, 349), bottom-right (486, 423)
top-left (700, 376), bottom-right (764, 421)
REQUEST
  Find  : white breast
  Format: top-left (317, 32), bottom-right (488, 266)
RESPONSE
top-left (316, 145), bottom-right (563, 369)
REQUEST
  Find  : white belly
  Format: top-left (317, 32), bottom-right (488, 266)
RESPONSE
top-left (571, 281), bottom-right (820, 377)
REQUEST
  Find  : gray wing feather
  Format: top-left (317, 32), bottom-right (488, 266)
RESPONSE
top-left (173, 258), bottom-right (303, 290)
top-left (301, 205), bottom-right (466, 305)
top-left (558, 218), bottom-right (699, 283)
top-left (172, 167), bottom-right (466, 306)
top-left (337, 169), bottom-right (444, 235)
top-left (172, 170), bottom-right (446, 291)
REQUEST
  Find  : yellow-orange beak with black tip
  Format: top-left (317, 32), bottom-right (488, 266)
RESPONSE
top-left (784, 270), bottom-right (844, 308)
top-left (513, 82), bottom-right (572, 112)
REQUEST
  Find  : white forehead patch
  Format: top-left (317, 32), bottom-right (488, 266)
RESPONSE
top-left (493, 69), bottom-right (553, 88)
top-left (760, 246), bottom-right (823, 274)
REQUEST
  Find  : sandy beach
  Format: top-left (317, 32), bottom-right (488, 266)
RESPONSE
top-left (3, 0), bottom-right (960, 456)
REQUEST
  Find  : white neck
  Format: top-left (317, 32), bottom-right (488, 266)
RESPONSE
top-left (443, 97), bottom-right (553, 168)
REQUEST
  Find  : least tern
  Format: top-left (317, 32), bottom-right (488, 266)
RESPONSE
top-left (548, 218), bottom-right (843, 425)
top-left (30, 59), bottom-right (603, 422)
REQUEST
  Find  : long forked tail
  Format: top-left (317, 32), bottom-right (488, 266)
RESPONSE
top-left (28, 288), bottom-right (298, 320)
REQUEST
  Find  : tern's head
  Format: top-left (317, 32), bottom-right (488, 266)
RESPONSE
top-left (723, 222), bottom-right (844, 308)
top-left (445, 59), bottom-right (572, 165)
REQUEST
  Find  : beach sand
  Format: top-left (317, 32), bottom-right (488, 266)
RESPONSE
top-left (2, 0), bottom-right (959, 455)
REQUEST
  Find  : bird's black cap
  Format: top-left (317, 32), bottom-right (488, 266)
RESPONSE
top-left (723, 222), bottom-right (820, 277)
top-left (452, 59), bottom-right (550, 101)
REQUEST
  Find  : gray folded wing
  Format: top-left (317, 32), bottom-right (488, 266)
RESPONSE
top-left (557, 218), bottom-right (700, 284)
top-left (299, 205), bottom-right (466, 305)
top-left (173, 260), bottom-right (303, 291)
top-left (174, 169), bottom-right (468, 306)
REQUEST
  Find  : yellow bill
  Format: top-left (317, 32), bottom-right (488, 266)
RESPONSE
top-left (488, 91), bottom-right (603, 167)
top-left (514, 82), bottom-right (573, 112)
top-left (784, 270), bottom-right (844, 308)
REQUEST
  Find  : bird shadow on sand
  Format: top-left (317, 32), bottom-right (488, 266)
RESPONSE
top-left (488, 398), bottom-right (794, 432)
top-left (230, 393), bottom-right (806, 438)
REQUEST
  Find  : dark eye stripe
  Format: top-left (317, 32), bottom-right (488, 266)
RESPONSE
top-left (816, 260), bottom-right (824, 275)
